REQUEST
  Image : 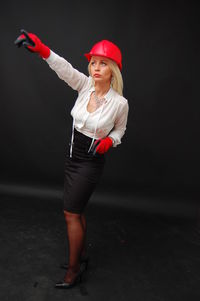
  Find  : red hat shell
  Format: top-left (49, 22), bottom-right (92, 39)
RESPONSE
top-left (84, 40), bottom-right (122, 70)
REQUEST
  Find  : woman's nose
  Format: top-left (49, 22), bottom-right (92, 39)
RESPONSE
top-left (94, 63), bottom-right (100, 71)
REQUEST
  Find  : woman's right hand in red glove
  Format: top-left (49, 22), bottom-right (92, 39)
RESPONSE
top-left (14, 29), bottom-right (50, 59)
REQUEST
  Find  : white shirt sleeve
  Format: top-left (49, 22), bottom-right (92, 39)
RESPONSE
top-left (45, 50), bottom-right (89, 92)
top-left (108, 99), bottom-right (129, 147)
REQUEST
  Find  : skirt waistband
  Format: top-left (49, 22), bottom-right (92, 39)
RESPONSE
top-left (68, 129), bottom-right (104, 161)
top-left (74, 128), bottom-right (94, 145)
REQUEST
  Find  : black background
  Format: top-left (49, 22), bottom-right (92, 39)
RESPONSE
top-left (0, 0), bottom-right (199, 201)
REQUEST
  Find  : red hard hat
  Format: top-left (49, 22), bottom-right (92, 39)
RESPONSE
top-left (84, 40), bottom-right (122, 70)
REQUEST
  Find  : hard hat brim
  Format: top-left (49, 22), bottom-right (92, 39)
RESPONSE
top-left (84, 53), bottom-right (122, 70)
top-left (84, 53), bottom-right (91, 61)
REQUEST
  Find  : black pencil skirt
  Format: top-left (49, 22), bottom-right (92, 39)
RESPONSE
top-left (63, 129), bottom-right (105, 213)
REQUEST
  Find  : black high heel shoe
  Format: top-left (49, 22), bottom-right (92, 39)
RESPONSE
top-left (55, 268), bottom-right (83, 289)
top-left (60, 256), bottom-right (89, 271)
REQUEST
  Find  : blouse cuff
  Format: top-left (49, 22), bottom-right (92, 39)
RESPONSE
top-left (44, 50), bottom-right (57, 63)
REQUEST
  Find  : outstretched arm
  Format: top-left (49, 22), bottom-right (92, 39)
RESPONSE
top-left (45, 51), bottom-right (89, 92)
top-left (15, 29), bottom-right (89, 92)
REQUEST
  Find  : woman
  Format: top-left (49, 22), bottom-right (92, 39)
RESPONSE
top-left (15, 30), bottom-right (129, 288)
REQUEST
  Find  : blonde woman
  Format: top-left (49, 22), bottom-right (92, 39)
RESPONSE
top-left (15, 30), bottom-right (129, 289)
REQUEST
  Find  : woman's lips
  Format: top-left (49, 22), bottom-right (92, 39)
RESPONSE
top-left (94, 74), bottom-right (101, 77)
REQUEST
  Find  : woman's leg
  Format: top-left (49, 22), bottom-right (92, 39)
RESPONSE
top-left (80, 213), bottom-right (87, 258)
top-left (64, 210), bottom-right (85, 282)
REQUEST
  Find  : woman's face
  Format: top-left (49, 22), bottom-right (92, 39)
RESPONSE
top-left (90, 56), bottom-right (112, 84)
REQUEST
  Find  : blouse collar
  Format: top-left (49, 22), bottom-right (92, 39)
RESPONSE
top-left (88, 85), bottom-right (115, 102)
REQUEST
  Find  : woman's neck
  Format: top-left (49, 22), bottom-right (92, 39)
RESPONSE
top-left (94, 82), bottom-right (111, 98)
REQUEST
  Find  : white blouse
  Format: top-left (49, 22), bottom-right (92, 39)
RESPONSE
top-left (45, 50), bottom-right (129, 156)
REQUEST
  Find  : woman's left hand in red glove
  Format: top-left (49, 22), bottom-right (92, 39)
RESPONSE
top-left (94, 137), bottom-right (113, 154)
top-left (14, 29), bottom-right (50, 59)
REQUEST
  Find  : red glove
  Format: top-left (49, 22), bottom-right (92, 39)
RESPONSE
top-left (15, 30), bottom-right (50, 59)
top-left (94, 137), bottom-right (113, 154)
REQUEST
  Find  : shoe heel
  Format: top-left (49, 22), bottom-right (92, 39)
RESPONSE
top-left (82, 258), bottom-right (89, 271)
top-left (85, 260), bottom-right (89, 271)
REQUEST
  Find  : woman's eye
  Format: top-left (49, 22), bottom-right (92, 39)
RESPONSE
top-left (101, 62), bottom-right (106, 66)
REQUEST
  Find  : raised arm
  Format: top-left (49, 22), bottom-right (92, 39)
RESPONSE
top-left (15, 29), bottom-right (89, 92)
top-left (45, 51), bottom-right (89, 92)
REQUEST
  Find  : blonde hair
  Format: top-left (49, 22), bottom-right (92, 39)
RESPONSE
top-left (88, 58), bottom-right (123, 96)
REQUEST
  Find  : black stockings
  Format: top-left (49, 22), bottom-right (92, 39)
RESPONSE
top-left (63, 210), bottom-right (87, 282)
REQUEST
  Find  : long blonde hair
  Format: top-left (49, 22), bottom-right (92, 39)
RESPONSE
top-left (88, 58), bottom-right (123, 96)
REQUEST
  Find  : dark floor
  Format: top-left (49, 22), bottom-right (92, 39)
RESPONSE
top-left (0, 193), bottom-right (200, 301)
